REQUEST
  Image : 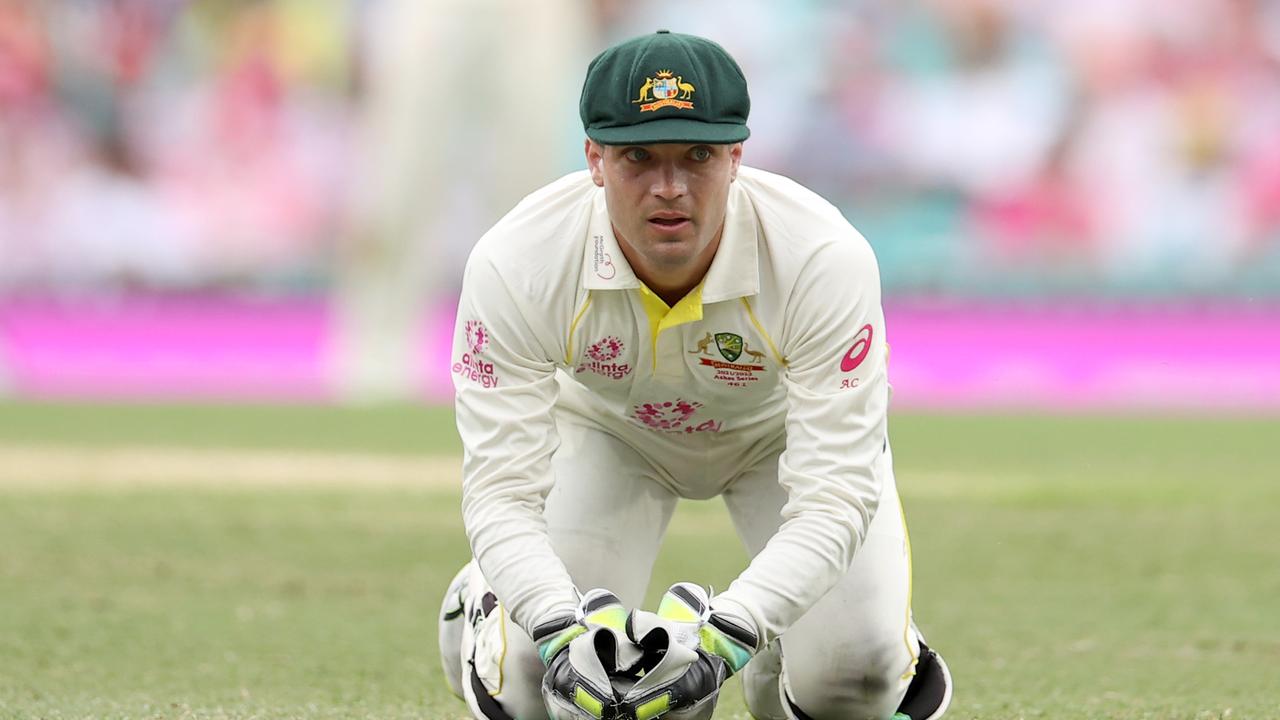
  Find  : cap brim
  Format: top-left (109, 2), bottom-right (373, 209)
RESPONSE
top-left (586, 118), bottom-right (749, 145)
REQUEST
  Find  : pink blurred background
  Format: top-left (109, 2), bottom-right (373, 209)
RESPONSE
top-left (2, 0), bottom-right (1278, 410)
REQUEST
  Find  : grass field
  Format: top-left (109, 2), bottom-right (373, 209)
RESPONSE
top-left (1, 402), bottom-right (1278, 719)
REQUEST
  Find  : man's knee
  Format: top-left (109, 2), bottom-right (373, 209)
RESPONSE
top-left (780, 639), bottom-right (910, 720)
top-left (465, 634), bottom-right (545, 720)
top-left (439, 563), bottom-right (473, 700)
top-left (441, 563), bottom-right (549, 720)
top-left (741, 640), bottom-right (786, 720)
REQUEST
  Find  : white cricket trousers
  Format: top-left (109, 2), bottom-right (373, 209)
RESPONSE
top-left (446, 416), bottom-right (920, 720)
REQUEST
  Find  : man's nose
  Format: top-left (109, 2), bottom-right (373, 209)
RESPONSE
top-left (651, 164), bottom-right (687, 200)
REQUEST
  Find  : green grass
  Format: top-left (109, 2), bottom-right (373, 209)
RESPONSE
top-left (1, 403), bottom-right (1278, 719)
top-left (0, 402), bottom-right (461, 455)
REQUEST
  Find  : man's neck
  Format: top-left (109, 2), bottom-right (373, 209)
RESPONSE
top-left (616, 225), bottom-right (724, 308)
top-left (637, 268), bottom-right (702, 308)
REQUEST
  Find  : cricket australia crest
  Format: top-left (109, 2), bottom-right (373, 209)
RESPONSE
top-left (714, 332), bottom-right (743, 362)
top-left (634, 70), bottom-right (695, 112)
top-left (689, 331), bottom-right (770, 389)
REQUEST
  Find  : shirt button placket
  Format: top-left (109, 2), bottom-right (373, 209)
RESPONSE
top-left (654, 329), bottom-right (686, 383)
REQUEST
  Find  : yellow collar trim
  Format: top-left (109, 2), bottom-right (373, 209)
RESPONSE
top-left (637, 283), bottom-right (704, 369)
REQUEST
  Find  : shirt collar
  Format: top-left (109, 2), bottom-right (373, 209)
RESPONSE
top-left (583, 191), bottom-right (641, 290)
top-left (700, 180), bottom-right (760, 303)
top-left (581, 180), bottom-right (760, 302)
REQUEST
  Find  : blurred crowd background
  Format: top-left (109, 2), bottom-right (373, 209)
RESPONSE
top-left (2, 0), bottom-right (1278, 406)
top-left (4, 0), bottom-right (1279, 299)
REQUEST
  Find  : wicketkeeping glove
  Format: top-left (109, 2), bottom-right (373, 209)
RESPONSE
top-left (531, 588), bottom-right (632, 667)
top-left (656, 582), bottom-right (759, 675)
top-left (542, 611), bottom-right (727, 720)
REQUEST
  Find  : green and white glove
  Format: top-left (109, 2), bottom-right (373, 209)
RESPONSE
top-left (544, 600), bottom-right (730, 720)
top-left (531, 588), bottom-right (630, 667)
top-left (656, 582), bottom-right (759, 675)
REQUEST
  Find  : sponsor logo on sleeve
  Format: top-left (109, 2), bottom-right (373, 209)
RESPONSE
top-left (840, 324), bottom-right (874, 372)
top-left (838, 324), bottom-right (874, 389)
top-left (631, 398), bottom-right (722, 434)
top-left (576, 336), bottom-right (632, 380)
top-left (453, 319), bottom-right (500, 388)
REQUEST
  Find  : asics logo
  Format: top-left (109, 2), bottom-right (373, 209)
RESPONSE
top-left (840, 324), bottom-right (874, 372)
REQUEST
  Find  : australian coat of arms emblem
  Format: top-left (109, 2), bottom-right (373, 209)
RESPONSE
top-left (634, 70), bottom-right (695, 112)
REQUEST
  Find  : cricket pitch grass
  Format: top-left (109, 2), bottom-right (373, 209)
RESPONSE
top-left (1, 403), bottom-right (1277, 719)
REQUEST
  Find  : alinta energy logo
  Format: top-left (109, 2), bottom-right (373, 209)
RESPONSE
top-left (577, 336), bottom-right (632, 380)
top-left (453, 319), bottom-right (499, 388)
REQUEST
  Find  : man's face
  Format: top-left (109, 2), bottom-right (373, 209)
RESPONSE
top-left (586, 140), bottom-right (742, 278)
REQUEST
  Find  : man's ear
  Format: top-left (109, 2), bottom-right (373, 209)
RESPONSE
top-left (728, 143), bottom-right (743, 182)
top-left (585, 139), bottom-right (605, 187)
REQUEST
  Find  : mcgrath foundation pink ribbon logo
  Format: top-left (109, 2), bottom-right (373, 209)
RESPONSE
top-left (592, 235), bottom-right (617, 280)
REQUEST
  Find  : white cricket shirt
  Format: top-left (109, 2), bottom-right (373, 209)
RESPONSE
top-left (452, 166), bottom-right (891, 647)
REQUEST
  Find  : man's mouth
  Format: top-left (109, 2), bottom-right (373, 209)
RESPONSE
top-left (648, 213), bottom-right (691, 231)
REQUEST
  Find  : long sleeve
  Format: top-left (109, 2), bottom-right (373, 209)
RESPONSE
top-left (712, 238), bottom-right (890, 645)
top-left (453, 249), bottom-right (580, 635)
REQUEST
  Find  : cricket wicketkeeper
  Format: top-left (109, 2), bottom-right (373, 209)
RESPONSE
top-left (438, 30), bottom-right (953, 720)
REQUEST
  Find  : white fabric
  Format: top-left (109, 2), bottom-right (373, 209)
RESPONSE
top-left (727, 445), bottom-right (917, 719)
top-left (460, 420), bottom-right (682, 720)
top-left (453, 166), bottom-right (891, 646)
top-left (453, 421), bottom-right (916, 718)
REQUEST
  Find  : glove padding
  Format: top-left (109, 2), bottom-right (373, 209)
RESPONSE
top-left (542, 614), bottom-right (728, 720)
top-left (532, 588), bottom-right (633, 667)
top-left (656, 582), bottom-right (759, 675)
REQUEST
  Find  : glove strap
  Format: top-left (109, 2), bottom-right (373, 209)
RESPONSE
top-left (532, 614), bottom-right (585, 666)
top-left (577, 588), bottom-right (629, 633)
top-left (533, 589), bottom-right (628, 666)
top-left (700, 612), bottom-right (758, 674)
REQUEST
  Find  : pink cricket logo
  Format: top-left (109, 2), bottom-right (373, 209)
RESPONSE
top-left (465, 320), bottom-right (490, 355)
top-left (454, 319), bottom-right (499, 388)
top-left (587, 336), bottom-right (623, 362)
top-left (631, 398), bottom-right (722, 434)
top-left (577, 335), bottom-right (631, 380)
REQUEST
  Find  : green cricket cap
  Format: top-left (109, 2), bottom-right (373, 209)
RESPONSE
top-left (580, 30), bottom-right (750, 145)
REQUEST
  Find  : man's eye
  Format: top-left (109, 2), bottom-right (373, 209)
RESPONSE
top-left (625, 148), bottom-right (650, 162)
top-left (690, 147), bottom-right (712, 161)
